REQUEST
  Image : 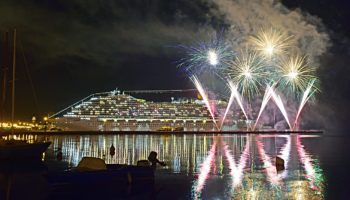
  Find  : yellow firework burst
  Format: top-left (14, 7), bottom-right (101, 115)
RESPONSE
top-left (249, 28), bottom-right (294, 58)
top-left (277, 55), bottom-right (319, 95)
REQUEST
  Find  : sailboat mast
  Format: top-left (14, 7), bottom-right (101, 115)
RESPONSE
top-left (11, 29), bottom-right (16, 134)
top-left (1, 32), bottom-right (9, 128)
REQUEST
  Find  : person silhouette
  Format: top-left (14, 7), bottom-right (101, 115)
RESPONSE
top-left (57, 148), bottom-right (62, 161)
top-left (148, 151), bottom-right (166, 169)
top-left (110, 144), bottom-right (115, 156)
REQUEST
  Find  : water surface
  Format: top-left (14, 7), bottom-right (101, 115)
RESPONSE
top-left (38, 133), bottom-right (330, 199)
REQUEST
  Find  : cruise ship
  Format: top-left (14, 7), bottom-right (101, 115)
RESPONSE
top-left (50, 89), bottom-right (245, 131)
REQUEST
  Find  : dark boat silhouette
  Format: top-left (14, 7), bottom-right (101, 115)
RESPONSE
top-left (0, 140), bottom-right (51, 160)
top-left (46, 157), bottom-right (155, 198)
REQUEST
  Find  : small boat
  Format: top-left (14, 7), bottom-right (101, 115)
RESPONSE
top-left (174, 126), bottom-right (184, 131)
top-left (46, 157), bottom-right (155, 198)
top-left (157, 126), bottom-right (173, 131)
top-left (0, 140), bottom-right (51, 160)
top-left (157, 126), bottom-right (184, 132)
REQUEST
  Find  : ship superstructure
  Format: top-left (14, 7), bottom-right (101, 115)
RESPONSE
top-left (51, 89), bottom-right (241, 131)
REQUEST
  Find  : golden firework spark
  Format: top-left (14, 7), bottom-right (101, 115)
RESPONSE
top-left (277, 55), bottom-right (319, 95)
top-left (249, 28), bottom-right (294, 58)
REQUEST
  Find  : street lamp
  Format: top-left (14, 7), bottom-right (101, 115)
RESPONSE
top-left (43, 116), bottom-right (48, 132)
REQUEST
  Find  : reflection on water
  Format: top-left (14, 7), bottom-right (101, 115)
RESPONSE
top-left (45, 134), bottom-right (214, 173)
top-left (190, 134), bottom-right (325, 199)
top-left (192, 139), bottom-right (217, 199)
top-left (13, 133), bottom-right (324, 199)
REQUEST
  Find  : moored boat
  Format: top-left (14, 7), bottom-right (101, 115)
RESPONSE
top-left (46, 157), bottom-right (155, 198)
top-left (0, 140), bottom-right (51, 160)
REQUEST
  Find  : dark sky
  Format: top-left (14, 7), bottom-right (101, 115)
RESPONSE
top-left (0, 0), bottom-right (350, 132)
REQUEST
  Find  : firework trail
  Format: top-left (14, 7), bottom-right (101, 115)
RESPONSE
top-left (293, 79), bottom-right (316, 130)
top-left (253, 84), bottom-right (292, 130)
top-left (220, 79), bottom-right (249, 130)
top-left (228, 81), bottom-right (248, 121)
top-left (253, 84), bottom-right (275, 130)
top-left (220, 82), bottom-right (236, 130)
top-left (270, 90), bottom-right (292, 130)
top-left (190, 75), bottom-right (219, 130)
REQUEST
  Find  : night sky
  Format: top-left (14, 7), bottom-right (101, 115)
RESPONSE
top-left (0, 0), bottom-right (349, 132)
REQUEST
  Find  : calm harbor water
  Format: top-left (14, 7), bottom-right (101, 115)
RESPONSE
top-left (2, 133), bottom-right (350, 199)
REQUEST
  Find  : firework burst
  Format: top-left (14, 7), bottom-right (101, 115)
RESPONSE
top-left (178, 32), bottom-right (234, 75)
top-left (228, 50), bottom-right (269, 100)
top-left (177, 26), bottom-right (321, 131)
top-left (276, 55), bottom-right (318, 96)
top-left (249, 28), bottom-right (293, 58)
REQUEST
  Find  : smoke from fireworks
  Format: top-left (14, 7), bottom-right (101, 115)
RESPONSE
top-left (211, 0), bottom-right (329, 63)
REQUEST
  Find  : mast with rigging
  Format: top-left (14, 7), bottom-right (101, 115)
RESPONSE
top-left (11, 29), bottom-right (16, 136)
